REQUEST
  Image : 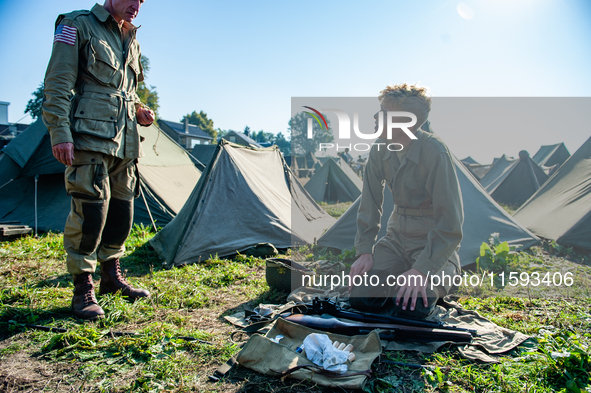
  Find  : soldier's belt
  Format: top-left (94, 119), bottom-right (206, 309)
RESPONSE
top-left (81, 84), bottom-right (135, 102)
top-left (395, 206), bottom-right (434, 217)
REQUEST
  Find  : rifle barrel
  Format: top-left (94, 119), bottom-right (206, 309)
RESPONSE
top-left (305, 299), bottom-right (477, 336)
top-left (285, 314), bottom-right (472, 343)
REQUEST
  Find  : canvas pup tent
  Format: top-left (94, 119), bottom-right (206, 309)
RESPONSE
top-left (514, 136), bottom-right (591, 251)
top-left (150, 141), bottom-right (336, 267)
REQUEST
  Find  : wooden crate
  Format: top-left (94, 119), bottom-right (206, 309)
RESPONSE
top-left (0, 224), bottom-right (33, 241)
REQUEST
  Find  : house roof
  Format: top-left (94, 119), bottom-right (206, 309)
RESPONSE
top-left (223, 130), bottom-right (262, 148)
top-left (0, 123), bottom-right (30, 136)
top-left (158, 119), bottom-right (213, 140)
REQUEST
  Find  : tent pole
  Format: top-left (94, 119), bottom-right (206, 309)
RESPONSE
top-left (34, 175), bottom-right (38, 237)
top-left (139, 184), bottom-right (158, 233)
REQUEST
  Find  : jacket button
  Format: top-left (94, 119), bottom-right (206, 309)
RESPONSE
top-left (110, 116), bottom-right (114, 120)
top-left (80, 111), bottom-right (84, 114)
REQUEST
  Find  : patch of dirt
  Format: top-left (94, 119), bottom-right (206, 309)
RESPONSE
top-left (0, 348), bottom-right (81, 392)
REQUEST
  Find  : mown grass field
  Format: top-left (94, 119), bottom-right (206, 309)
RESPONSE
top-left (1, 223), bottom-right (591, 392)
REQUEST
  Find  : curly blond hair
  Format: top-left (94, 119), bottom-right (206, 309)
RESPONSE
top-left (379, 83), bottom-right (431, 129)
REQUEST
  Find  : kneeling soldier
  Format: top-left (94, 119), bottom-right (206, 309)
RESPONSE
top-left (349, 84), bottom-right (463, 319)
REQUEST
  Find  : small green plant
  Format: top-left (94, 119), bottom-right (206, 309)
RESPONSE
top-left (476, 233), bottom-right (520, 273)
top-left (475, 233), bottom-right (525, 288)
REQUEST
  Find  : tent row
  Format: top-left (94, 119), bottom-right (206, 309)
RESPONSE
top-left (304, 157), bottom-right (362, 203)
top-left (459, 143), bottom-right (571, 207)
top-left (148, 139), bottom-right (543, 267)
top-left (2, 121), bottom-right (589, 267)
top-left (0, 119), bottom-right (201, 232)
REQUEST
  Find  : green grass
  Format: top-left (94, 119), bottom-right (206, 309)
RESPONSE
top-left (1, 227), bottom-right (591, 392)
top-left (318, 201), bottom-right (354, 219)
top-left (498, 203), bottom-right (520, 215)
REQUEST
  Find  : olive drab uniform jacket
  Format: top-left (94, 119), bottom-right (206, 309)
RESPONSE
top-left (42, 3), bottom-right (144, 160)
top-left (354, 129), bottom-right (464, 276)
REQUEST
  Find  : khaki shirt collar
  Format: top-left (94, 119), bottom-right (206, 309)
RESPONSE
top-left (91, 3), bottom-right (111, 22)
top-left (91, 3), bottom-right (139, 31)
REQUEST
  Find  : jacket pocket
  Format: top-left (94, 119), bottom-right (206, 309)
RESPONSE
top-left (403, 168), bottom-right (427, 205)
top-left (128, 47), bottom-right (143, 83)
top-left (73, 96), bottom-right (118, 139)
top-left (87, 37), bottom-right (120, 84)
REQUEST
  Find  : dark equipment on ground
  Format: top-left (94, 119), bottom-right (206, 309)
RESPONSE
top-left (307, 298), bottom-right (475, 334)
top-left (284, 314), bottom-right (472, 343)
top-left (282, 298), bottom-right (475, 343)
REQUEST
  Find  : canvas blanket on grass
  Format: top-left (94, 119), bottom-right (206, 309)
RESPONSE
top-left (235, 318), bottom-right (382, 390)
top-left (285, 286), bottom-right (531, 363)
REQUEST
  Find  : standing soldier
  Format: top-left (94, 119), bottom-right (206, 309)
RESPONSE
top-left (42, 0), bottom-right (154, 320)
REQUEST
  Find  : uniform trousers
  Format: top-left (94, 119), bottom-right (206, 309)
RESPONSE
top-left (63, 150), bottom-right (138, 275)
top-left (350, 210), bottom-right (460, 319)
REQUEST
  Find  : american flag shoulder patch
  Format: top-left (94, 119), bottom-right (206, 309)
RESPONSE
top-left (54, 24), bottom-right (77, 46)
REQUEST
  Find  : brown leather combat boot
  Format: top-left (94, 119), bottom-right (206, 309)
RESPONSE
top-left (99, 259), bottom-right (150, 300)
top-left (72, 273), bottom-right (105, 320)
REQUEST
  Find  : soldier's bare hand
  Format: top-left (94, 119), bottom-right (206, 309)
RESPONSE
top-left (395, 268), bottom-right (428, 311)
top-left (137, 107), bottom-right (155, 126)
top-left (52, 142), bottom-right (74, 166)
top-left (349, 253), bottom-right (374, 291)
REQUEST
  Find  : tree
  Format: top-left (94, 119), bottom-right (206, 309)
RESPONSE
top-left (25, 82), bottom-right (44, 120)
top-left (182, 111), bottom-right (217, 142)
top-left (289, 111), bottom-right (334, 155)
top-left (216, 128), bottom-right (229, 140)
top-left (136, 56), bottom-right (160, 117)
top-left (274, 132), bottom-right (291, 155)
top-left (255, 130), bottom-right (276, 143)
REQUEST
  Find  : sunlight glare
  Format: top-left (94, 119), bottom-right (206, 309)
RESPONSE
top-left (457, 3), bottom-right (475, 20)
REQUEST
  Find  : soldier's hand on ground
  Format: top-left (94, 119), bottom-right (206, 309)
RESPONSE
top-left (348, 253), bottom-right (374, 291)
top-left (52, 142), bottom-right (75, 166)
top-left (137, 107), bottom-right (155, 126)
top-left (395, 268), bottom-right (428, 311)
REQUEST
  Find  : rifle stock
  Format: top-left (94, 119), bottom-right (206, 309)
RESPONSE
top-left (305, 298), bottom-right (477, 336)
top-left (284, 314), bottom-right (472, 343)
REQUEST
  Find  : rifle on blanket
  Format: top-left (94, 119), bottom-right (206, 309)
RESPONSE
top-left (284, 314), bottom-right (473, 343)
top-left (281, 297), bottom-right (476, 343)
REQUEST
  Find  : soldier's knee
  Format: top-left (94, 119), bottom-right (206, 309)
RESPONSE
top-left (102, 198), bottom-right (134, 246)
top-left (68, 198), bottom-right (109, 254)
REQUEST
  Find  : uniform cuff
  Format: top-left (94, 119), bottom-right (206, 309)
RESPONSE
top-left (354, 243), bottom-right (374, 257)
top-left (50, 129), bottom-right (74, 146)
